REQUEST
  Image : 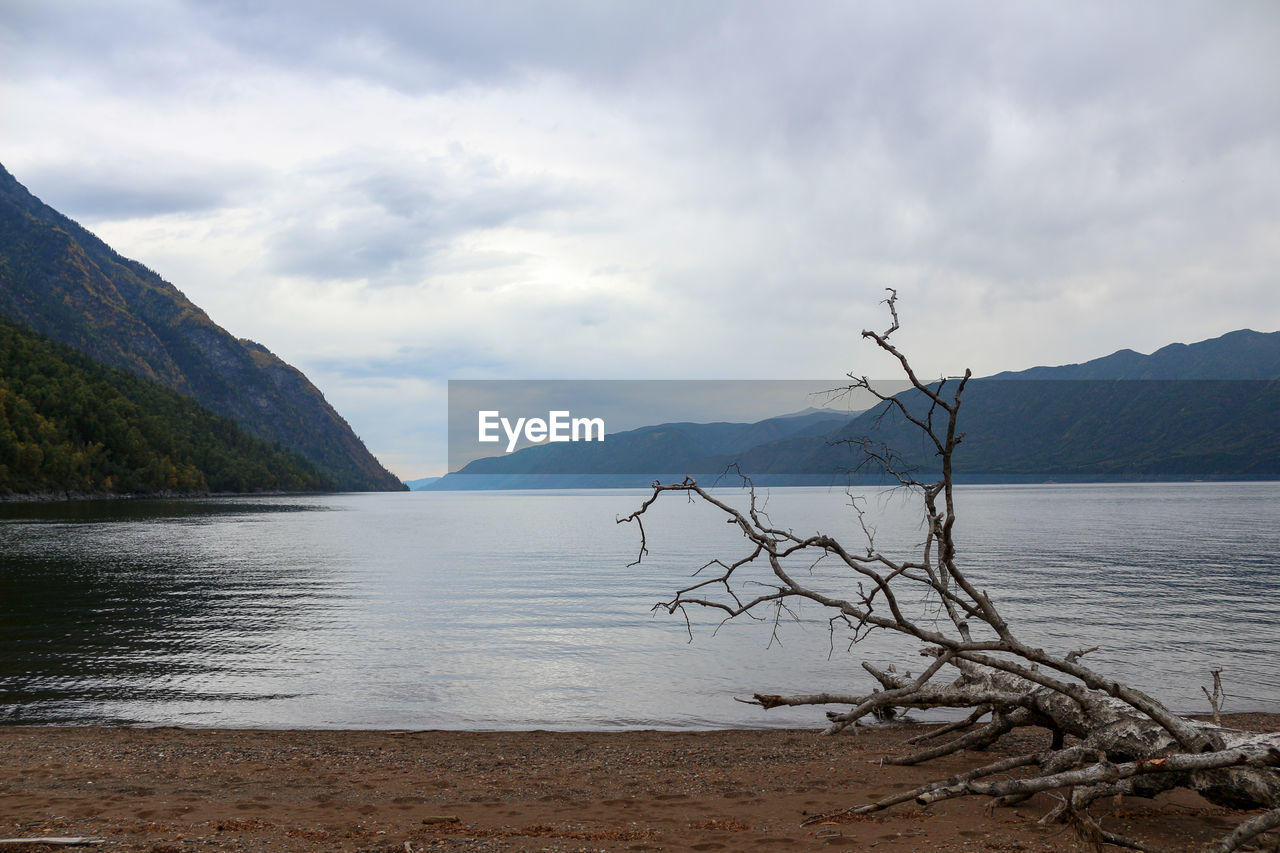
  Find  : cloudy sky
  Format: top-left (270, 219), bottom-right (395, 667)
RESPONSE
top-left (3, 1), bottom-right (1278, 478)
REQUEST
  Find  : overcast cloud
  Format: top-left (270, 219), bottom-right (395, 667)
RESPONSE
top-left (2, 1), bottom-right (1278, 478)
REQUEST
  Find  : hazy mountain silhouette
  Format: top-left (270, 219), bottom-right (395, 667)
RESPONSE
top-left (433, 329), bottom-right (1280, 488)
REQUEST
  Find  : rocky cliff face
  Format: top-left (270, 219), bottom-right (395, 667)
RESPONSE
top-left (0, 163), bottom-right (404, 491)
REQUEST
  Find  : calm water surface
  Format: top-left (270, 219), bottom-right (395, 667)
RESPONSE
top-left (1, 483), bottom-right (1276, 729)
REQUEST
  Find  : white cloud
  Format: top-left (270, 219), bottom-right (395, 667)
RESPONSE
top-left (2, 0), bottom-right (1278, 478)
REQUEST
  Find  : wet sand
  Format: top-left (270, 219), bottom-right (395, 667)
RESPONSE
top-left (1, 716), bottom-right (1276, 851)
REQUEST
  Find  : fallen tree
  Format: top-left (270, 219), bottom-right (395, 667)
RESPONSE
top-left (619, 291), bottom-right (1280, 852)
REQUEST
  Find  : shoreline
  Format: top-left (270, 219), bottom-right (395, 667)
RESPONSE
top-left (7, 478), bottom-right (1280, 503)
top-left (0, 489), bottom-right (349, 504)
top-left (3, 716), bottom-right (1275, 852)
top-left (6, 707), bottom-right (1278, 732)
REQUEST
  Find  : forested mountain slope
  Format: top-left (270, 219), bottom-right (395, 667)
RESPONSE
top-left (0, 163), bottom-right (402, 491)
top-left (0, 315), bottom-right (331, 496)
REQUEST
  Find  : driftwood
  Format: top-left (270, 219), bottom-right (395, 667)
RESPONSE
top-left (1203, 669), bottom-right (1226, 727)
top-left (619, 291), bottom-right (1280, 853)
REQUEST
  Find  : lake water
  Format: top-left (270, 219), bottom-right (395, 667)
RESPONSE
top-left (1, 483), bottom-right (1277, 730)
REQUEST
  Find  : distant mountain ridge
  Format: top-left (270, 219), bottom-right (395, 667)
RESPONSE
top-left (430, 408), bottom-right (851, 489)
top-left (726, 329), bottom-right (1280, 481)
top-left (435, 329), bottom-right (1280, 488)
top-left (461, 408), bottom-right (850, 474)
top-left (990, 328), bottom-right (1280, 380)
top-left (405, 476), bottom-right (442, 490)
top-left (0, 163), bottom-right (402, 491)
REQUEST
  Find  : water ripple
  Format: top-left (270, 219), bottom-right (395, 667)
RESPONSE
top-left (1, 484), bottom-right (1277, 728)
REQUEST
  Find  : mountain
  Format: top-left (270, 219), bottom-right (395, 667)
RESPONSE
top-left (433, 329), bottom-right (1280, 487)
top-left (0, 315), bottom-right (332, 495)
top-left (755, 329), bottom-right (1280, 481)
top-left (0, 163), bottom-right (402, 491)
top-left (431, 408), bottom-right (852, 489)
top-left (989, 329), bottom-right (1280, 380)
top-left (801, 378), bottom-right (1280, 480)
top-left (405, 476), bottom-right (442, 490)
top-left (461, 408), bottom-right (850, 474)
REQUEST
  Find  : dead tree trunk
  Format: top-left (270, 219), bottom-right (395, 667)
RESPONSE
top-left (619, 290), bottom-right (1280, 852)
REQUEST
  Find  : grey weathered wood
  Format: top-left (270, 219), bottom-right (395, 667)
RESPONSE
top-left (620, 292), bottom-right (1280, 853)
top-left (0, 839), bottom-right (106, 847)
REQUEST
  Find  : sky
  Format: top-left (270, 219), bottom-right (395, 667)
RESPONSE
top-left (2, 1), bottom-right (1278, 479)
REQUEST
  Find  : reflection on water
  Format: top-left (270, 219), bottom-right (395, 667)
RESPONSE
top-left (0, 499), bottom-right (348, 724)
top-left (1, 484), bottom-right (1277, 729)
top-left (953, 484), bottom-right (1280, 714)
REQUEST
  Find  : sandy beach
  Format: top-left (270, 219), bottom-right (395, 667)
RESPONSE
top-left (1, 715), bottom-right (1276, 852)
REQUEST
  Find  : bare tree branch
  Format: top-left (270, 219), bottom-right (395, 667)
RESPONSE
top-left (620, 294), bottom-right (1280, 851)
